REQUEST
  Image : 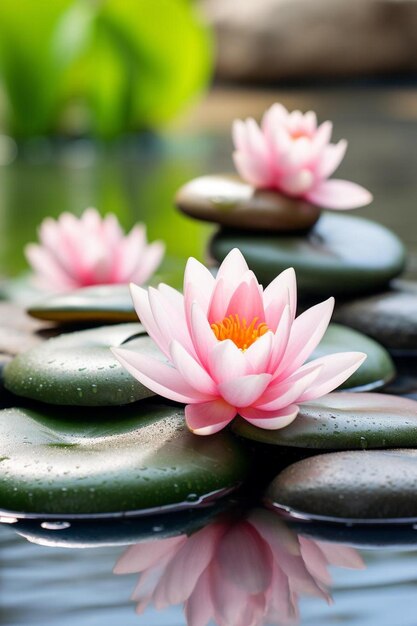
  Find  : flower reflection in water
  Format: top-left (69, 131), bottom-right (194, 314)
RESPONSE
top-left (114, 509), bottom-right (364, 626)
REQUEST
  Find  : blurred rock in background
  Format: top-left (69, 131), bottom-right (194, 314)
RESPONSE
top-left (201, 0), bottom-right (417, 81)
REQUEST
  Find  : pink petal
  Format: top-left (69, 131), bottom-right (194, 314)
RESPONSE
top-left (207, 278), bottom-right (228, 324)
top-left (261, 103), bottom-right (288, 137)
top-left (216, 247), bottom-right (249, 285)
top-left (25, 244), bottom-right (76, 291)
top-left (232, 119), bottom-right (250, 153)
top-left (225, 275), bottom-right (265, 324)
top-left (298, 537), bottom-right (332, 586)
top-left (184, 256), bottom-right (216, 316)
top-left (131, 240), bottom-right (165, 285)
top-left (239, 404), bottom-right (299, 430)
top-left (303, 110), bottom-right (318, 134)
top-left (252, 511), bottom-right (328, 599)
top-left (112, 347), bottom-right (212, 404)
top-left (245, 331), bottom-right (273, 374)
top-left (276, 298), bottom-right (334, 378)
top-left (114, 536), bottom-right (186, 574)
top-left (296, 352), bottom-right (367, 402)
top-left (130, 284), bottom-right (171, 358)
top-left (283, 137), bottom-right (313, 170)
top-left (316, 140), bottom-right (347, 179)
top-left (185, 399), bottom-right (237, 435)
top-left (280, 169), bottom-right (315, 196)
top-left (102, 212), bottom-right (124, 247)
top-left (256, 364), bottom-right (322, 411)
top-left (316, 542), bottom-right (365, 570)
top-left (207, 339), bottom-right (248, 383)
top-left (170, 341), bottom-right (217, 396)
top-left (185, 569), bottom-right (215, 626)
top-left (210, 561), bottom-right (251, 626)
top-left (132, 553), bottom-right (183, 608)
top-left (152, 523), bottom-right (225, 606)
top-left (148, 287), bottom-right (196, 359)
top-left (189, 302), bottom-right (218, 369)
top-left (263, 267), bottom-right (297, 329)
top-left (218, 373), bottom-right (272, 408)
top-left (311, 120), bottom-right (333, 153)
top-left (268, 306), bottom-right (292, 373)
top-left (266, 561), bottom-right (298, 624)
top-left (233, 151), bottom-right (271, 188)
top-left (217, 521), bottom-right (273, 593)
top-left (306, 179), bottom-right (373, 210)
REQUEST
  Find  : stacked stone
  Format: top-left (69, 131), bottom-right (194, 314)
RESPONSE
top-left (0, 307), bottom-right (248, 534)
top-left (173, 171), bottom-right (417, 522)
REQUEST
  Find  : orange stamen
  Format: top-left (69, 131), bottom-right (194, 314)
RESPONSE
top-left (211, 314), bottom-right (269, 351)
top-left (291, 130), bottom-right (309, 140)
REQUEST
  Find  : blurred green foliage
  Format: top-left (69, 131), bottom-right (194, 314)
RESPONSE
top-left (0, 0), bottom-right (213, 138)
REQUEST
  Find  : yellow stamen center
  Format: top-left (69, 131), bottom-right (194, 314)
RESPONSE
top-left (211, 314), bottom-right (269, 351)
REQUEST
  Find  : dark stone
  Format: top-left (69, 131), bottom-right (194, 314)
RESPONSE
top-left (209, 213), bottom-right (406, 299)
top-left (176, 174), bottom-right (321, 231)
top-left (266, 449), bottom-right (417, 520)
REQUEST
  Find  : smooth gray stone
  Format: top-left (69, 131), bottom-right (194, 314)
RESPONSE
top-left (233, 392), bottom-right (417, 449)
top-left (209, 212), bottom-right (406, 298)
top-left (335, 284), bottom-right (417, 353)
top-left (28, 284), bottom-right (137, 324)
top-left (265, 449), bottom-right (417, 520)
top-left (176, 174), bottom-right (320, 231)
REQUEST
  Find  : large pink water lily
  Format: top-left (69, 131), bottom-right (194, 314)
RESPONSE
top-left (114, 509), bottom-right (364, 626)
top-left (25, 207), bottom-right (165, 291)
top-left (232, 103), bottom-right (373, 210)
top-left (113, 249), bottom-right (366, 435)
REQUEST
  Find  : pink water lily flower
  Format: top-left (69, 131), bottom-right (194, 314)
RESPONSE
top-left (113, 248), bottom-right (366, 435)
top-left (114, 509), bottom-right (365, 626)
top-left (232, 103), bottom-right (373, 210)
top-left (25, 207), bottom-right (165, 291)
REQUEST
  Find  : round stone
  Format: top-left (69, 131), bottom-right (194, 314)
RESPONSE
top-left (265, 449), bottom-right (417, 520)
top-left (176, 175), bottom-right (321, 232)
top-left (233, 392), bottom-right (417, 449)
top-left (209, 213), bottom-right (406, 298)
top-left (3, 324), bottom-right (157, 406)
top-left (9, 500), bottom-right (233, 548)
top-left (334, 282), bottom-right (417, 354)
top-left (310, 323), bottom-right (395, 391)
top-left (0, 402), bottom-right (248, 516)
top-left (28, 284), bottom-right (137, 324)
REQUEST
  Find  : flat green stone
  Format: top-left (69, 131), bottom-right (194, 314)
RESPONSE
top-left (3, 324), bottom-right (156, 406)
top-left (0, 402), bottom-right (248, 516)
top-left (28, 284), bottom-right (137, 324)
top-left (311, 323), bottom-right (395, 391)
top-left (233, 392), bottom-right (417, 449)
top-left (265, 449), bottom-right (417, 520)
top-left (209, 213), bottom-right (406, 298)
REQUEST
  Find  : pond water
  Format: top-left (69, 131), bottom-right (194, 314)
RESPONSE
top-left (2, 86), bottom-right (417, 626)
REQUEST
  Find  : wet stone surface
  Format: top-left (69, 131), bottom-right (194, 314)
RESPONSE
top-left (209, 213), bottom-right (406, 299)
top-left (176, 174), bottom-right (321, 232)
top-left (233, 392), bottom-right (417, 449)
top-left (334, 282), bottom-right (417, 354)
top-left (310, 323), bottom-right (396, 391)
top-left (265, 449), bottom-right (417, 520)
top-left (28, 284), bottom-right (137, 325)
top-left (3, 324), bottom-right (156, 406)
top-left (0, 401), bottom-right (248, 515)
